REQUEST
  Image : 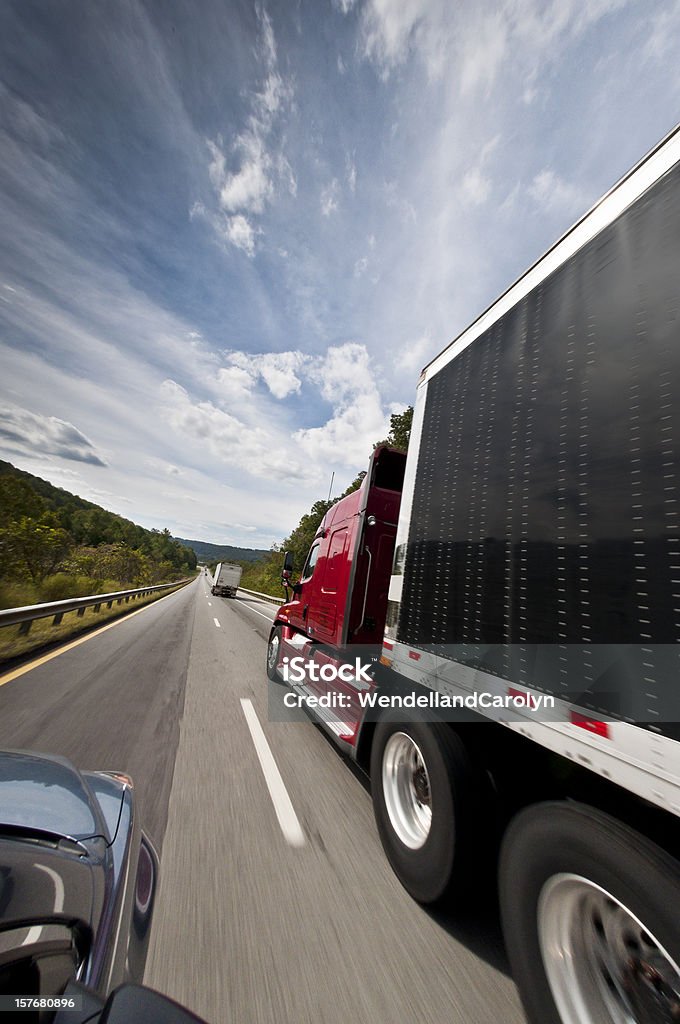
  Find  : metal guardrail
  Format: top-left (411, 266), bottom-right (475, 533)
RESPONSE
top-left (238, 586), bottom-right (282, 605)
top-left (0, 579), bottom-right (192, 636)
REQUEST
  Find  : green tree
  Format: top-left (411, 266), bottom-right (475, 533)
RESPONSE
top-left (0, 476), bottom-right (47, 523)
top-left (0, 511), bottom-right (72, 584)
top-left (373, 406), bottom-right (413, 451)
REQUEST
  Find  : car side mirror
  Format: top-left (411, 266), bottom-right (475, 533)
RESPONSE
top-left (100, 983), bottom-right (208, 1023)
top-left (54, 982), bottom-right (208, 1024)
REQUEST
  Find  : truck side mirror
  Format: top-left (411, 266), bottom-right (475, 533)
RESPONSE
top-left (283, 551), bottom-right (294, 572)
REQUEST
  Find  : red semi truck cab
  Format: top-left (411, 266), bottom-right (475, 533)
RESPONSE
top-left (268, 445), bottom-right (406, 744)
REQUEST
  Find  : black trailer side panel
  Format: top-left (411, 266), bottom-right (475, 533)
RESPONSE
top-left (399, 160), bottom-right (680, 730)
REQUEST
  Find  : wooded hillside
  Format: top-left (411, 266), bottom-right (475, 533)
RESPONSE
top-left (0, 461), bottom-right (197, 609)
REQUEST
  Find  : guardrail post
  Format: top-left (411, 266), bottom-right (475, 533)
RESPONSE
top-left (77, 608), bottom-right (85, 617)
top-left (52, 613), bottom-right (63, 625)
top-left (18, 621), bottom-right (31, 636)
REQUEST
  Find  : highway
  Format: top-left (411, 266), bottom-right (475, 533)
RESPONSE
top-left (0, 577), bottom-right (525, 1024)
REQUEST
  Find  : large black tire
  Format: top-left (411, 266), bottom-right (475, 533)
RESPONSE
top-left (370, 716), bottom-right (476, 905)
top-left (266, 625), bottom-right (283, 681)
top-left (499, 802), bottom-right (680, 1024)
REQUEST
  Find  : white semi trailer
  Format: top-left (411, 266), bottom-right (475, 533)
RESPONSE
top-left (210, 562), bottom-right (242, 598)
top-left (268, 124), bottom-right (680, 1024)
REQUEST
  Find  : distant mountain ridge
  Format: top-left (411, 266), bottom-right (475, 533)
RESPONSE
top-left (172, 537), bottom-right (268, 563)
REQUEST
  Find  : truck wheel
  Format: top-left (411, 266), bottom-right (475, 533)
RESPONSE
top-left (267, 625), bottom-right (283, 681)
top-left (370, 717), bottom-right (475, 905)
top-left (499, 802), bottom-right (680, 1024)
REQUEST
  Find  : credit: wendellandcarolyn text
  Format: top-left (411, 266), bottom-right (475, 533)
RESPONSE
top-left (281, 690), bottom-right (556, 712)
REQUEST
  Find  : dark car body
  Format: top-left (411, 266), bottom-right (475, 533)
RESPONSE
top-left (0, 750), bottom-right (157, 1019)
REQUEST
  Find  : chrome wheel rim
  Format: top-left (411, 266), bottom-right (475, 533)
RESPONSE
top-left (382, 732), bottom-right (432, 850)
top-left (267, 632), bottom-right (280, 673)
top-left (538, 873), bottom-right (680, 1023)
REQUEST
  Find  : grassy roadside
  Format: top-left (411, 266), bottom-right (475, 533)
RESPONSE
top-left (0, 580), bottom-right (191, 668)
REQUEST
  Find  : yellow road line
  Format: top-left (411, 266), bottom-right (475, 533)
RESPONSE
top-left (0, 583), bottom-right (192, 688)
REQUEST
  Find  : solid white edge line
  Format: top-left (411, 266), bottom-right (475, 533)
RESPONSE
top-left (240, 698), bottom-right (305, 848)
top-left (238, 601), bottom-right (275, 622)
top-left (213, 618), bottom-right (221, 628)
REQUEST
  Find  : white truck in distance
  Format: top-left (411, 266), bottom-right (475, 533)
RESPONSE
top-left (210, 562), bottom-right (242, 598)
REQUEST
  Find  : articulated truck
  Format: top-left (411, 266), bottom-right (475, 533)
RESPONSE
top-left (268, 126), bottom-right (680, 1024)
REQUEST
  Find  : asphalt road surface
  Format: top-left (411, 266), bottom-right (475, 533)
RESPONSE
top-left (0, 577), bottom-right (525, 1024)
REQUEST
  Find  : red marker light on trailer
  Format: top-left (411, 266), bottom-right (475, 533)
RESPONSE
top-left (508, 687), bottom-right (537, 709)
top-left (570, 712), bottom-right (610, 738)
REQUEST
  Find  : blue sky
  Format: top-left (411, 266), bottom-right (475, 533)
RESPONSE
top-left (2, 0), bottom-right (680, 549)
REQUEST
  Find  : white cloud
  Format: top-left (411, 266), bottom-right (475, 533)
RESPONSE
top-left (459, 12), bottom-right (508, 96)
top-left (294, 390), bottom-right (388, 466)
top-left (354, 256), bottom-right (368, 277)
top-left (216, 133), bottom-right (273, 214)
top-left (461, 168), bottom-right (491, 206)
top-left (356, 0), bottom-right (634, 92)
top-left (88, 488), bottom-right (133, 505)
top-left (0, 405), bottom-right (107, 466)
top-left (347, 156), bottom-right (357, 193)
top-left (642, 0), bottom-right (680, 63)
top-left (207, 138), bottom-right (226, 190)
top-left (216, 365), bottom-right (256, 403)
top-left (160, 379), bottom-right (310, 482)
top-left (293, 343), bottom-right (390, 465)
top-left (384, 181), bottom-right (416, 223)
top-left (360, 0), bottom-right (430, 75)
top-left (529, 168), bottom-right (588, 215)
top-left (224, 350), bottom-right (308, 400)
top-left (222, 214), bottom-right (257, 256)
top-left (161, 343), bottom-right (391, 480)
top-left (256, 352), bottom-right (307, 399)
top-left (202, 5), bottom-right (293, 253)
top-left (395, 334), bottom-right (433, 373)
top-left (321, 179), bottom-right (340, 216)
top-left (161, 490), bottom-right (198, 503)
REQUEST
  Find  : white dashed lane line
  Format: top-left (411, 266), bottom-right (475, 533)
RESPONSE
top-left (240, 698), bottom-right (305, 848)
top-left (213, 618), bottom-right (221, 628)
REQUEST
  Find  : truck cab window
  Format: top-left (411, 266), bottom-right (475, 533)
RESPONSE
top-left (300, 543), bottom-right (320, 581)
